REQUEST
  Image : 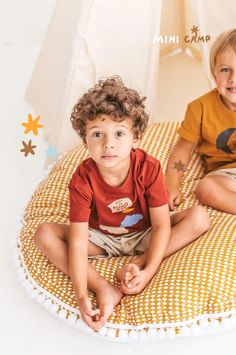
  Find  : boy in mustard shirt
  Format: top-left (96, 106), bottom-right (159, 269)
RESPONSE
top-left (166, 29), bottom-right (236, 215)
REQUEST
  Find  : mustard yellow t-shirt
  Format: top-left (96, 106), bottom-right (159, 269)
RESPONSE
top-left (178, 89), bottom-right (236, 172)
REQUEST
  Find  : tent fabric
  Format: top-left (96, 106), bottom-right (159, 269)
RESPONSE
top-left (26, 0), bottom-right (163, 154)
top-left (25, 0), bottom-right (236, 155)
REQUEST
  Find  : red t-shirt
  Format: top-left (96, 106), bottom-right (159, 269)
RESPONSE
top-left (68, 148), bottom-right (168, 236)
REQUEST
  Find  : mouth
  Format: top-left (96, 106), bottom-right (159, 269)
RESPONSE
top-left (227, 87), bottom-right (236, 94)
top-left (101, 155), bottom-right (117, 160)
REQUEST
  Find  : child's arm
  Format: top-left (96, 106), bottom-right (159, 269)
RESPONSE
top-left (69, 222), bottom-right (100, 328)
top-left (165, 137), bottom-right (195, 210)
top-left (121, 204), bottom-right (171, 294)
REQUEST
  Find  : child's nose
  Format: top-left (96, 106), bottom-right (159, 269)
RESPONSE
top-left (103, 136), bottom-right (114, 149)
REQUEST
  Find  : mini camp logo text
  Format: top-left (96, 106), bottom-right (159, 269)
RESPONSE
top-left (153, 25), bottom-right (210, 44)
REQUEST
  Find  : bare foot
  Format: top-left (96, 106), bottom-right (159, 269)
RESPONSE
top-left (95, 281), bottom-right (124, 329)
top-left (115, 263), bottom-right (141, 286)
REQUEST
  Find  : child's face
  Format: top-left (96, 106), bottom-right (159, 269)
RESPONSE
top-left (214, 46), bottom-right (236, 111)
top-left (84, 115), bottom-right (139, 172)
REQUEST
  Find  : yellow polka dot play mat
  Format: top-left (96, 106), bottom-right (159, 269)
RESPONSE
top-left (14, 122), bottom-right (236, 342)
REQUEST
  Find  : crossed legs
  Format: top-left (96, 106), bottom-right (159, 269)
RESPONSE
top-left (33, 205), bottom-right (209, 326)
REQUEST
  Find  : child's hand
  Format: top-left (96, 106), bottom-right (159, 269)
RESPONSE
top-left (78, 296), bottom-right (103, 331)
top-left (121, 269), bottom-right (151, 295)
top-left (167, 185), bottom-right (182, 210)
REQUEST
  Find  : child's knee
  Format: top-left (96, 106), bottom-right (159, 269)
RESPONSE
top-left (188, 205), bottom-right (210, 234)
top-left (33, 222), bottom-right (54, 253)
top-left (195, 177), bottom-right (215, 203)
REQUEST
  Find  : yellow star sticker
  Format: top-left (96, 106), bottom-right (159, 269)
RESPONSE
top-left (22, 114), bottom-right (43, 135)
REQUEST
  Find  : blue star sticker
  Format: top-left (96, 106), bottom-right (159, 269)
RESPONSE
top-left (45, 144), bottom-right (59, 159)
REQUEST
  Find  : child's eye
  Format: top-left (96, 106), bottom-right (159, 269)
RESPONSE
top-left (92, 131), bottom-right (103, 138)
top-left (221, 67), bottom-right (230, 72)
top-left (116, 130), bottom-right (126, 138)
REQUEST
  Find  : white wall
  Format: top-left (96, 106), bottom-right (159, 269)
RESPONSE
top-left (0, 0), bottom-right (56, 45)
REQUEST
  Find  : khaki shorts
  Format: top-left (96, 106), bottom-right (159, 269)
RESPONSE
top-left (207, 168), bottom-right (236, 181)
top-left (88, 227), bottom-right (152, 259)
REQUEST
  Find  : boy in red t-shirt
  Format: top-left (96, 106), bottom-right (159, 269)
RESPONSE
top-left (33, 77), bottom-right (209, 331)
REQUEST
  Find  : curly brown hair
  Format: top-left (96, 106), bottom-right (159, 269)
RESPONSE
top-left (70, 76), bottom-right (149, 143)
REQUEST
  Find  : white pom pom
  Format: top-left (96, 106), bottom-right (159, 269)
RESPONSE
top-left (21, 279), bottom-right (30, 289)
top-left (157, 328), bottom-right (166, 339)
top-left (29, 289), bottom-right (38, 299)
top-left (210, 319), bottom-right (220, 328)
top-left (199, 318), bottom-right (210, 328)
top-left (179, 326), bottom-right (190, 336)
top-left (190, 323), bottom-right (201, 335)
top-left (165, 327), bottom-right (176, 338)
top-left (68, 313), bottom-right (77, 323)
top-left (50, 303), bottom-right (59, 313)
top-left (118, 329), bottom-right (128, 339)
top-left (128, 330), bottom-right (138, 340)
top-left (229, 314), bottom-right (236, 325)
top-left (16, 266), bottom-right (23, 274)
top-left (16, 268), bottom-right (25, 281)
top-left (14, 259), bottom-right (22, 268)
top-left (106, 328), bottom-right (116, 338)
top-left (98, 326), bottom-right (107, 336)
top-left (44, 298), bottom-right (53, 309)
top-left (58, 309), bottom-right (67, 319)
top-left (148, 328), bottom-right (157, 338)
top-left (81, 322), bottom-right (93, 333)
top-left (221, 318), bottom-right (231, 329)
top-left (13, 226), bottom-right (21, 238)
top-left (36, 294), bottom-right (45, 303)
top-left (75, 318), bottom-right (84, 329)
top-left (139, 330), bottom-right (148, 340)
top-left (17, 272), bottom-right (25, 282)
top-left (25, 282), bottom-right (34, 294)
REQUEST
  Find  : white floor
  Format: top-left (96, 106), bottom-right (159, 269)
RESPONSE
top-left (1, 1), bottom-right (236, 354)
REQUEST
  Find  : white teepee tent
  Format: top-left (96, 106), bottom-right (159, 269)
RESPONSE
top-left (25, 0), bottom-right (236, 154)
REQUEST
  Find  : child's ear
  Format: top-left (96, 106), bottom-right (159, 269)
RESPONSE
top-left (83, 140), bottom-right (88, 149)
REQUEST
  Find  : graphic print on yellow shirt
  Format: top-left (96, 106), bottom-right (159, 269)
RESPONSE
top-left (178, 89), bottom-right (236, 172)
top-left (216, 128), bottom-right (236, 154)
